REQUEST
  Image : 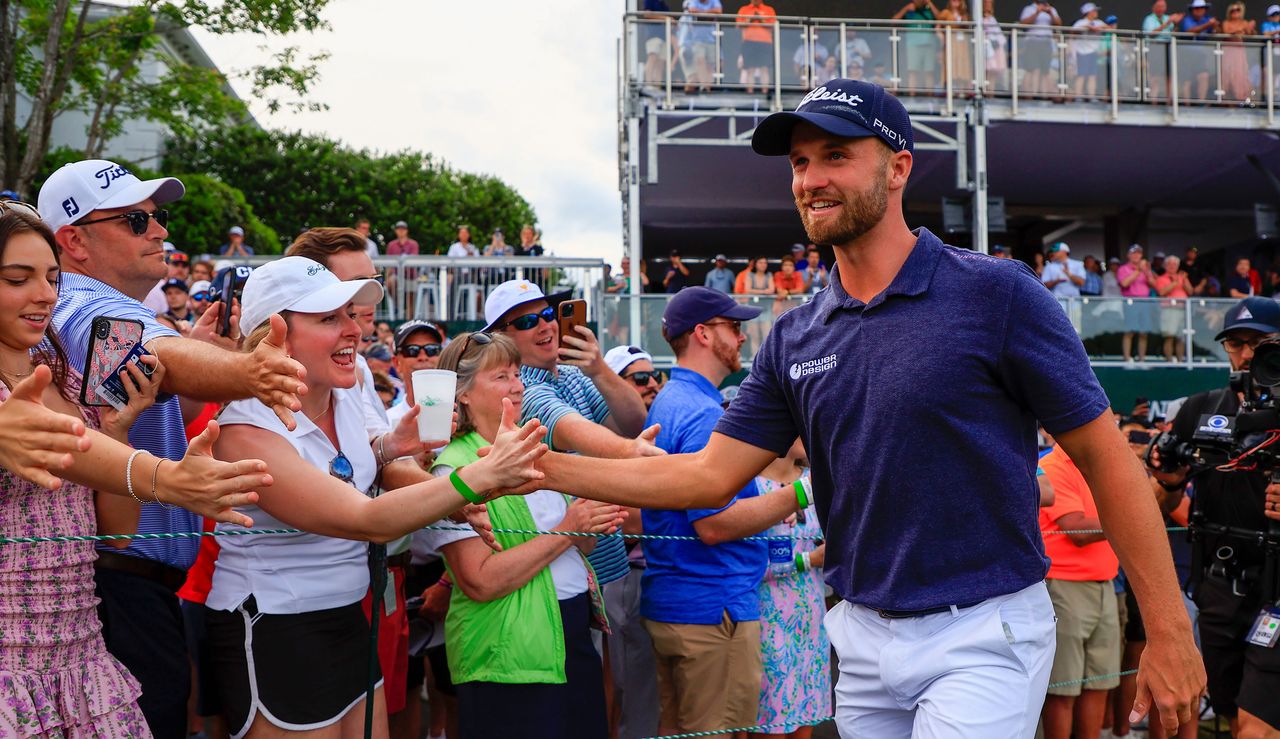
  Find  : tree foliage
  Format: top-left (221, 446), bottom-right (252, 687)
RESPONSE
top-left (0, 0), bottom-right (330, 195)
top-left (164, 126), bottom-right (539, 253)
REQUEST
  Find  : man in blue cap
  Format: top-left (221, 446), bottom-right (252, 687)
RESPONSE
top-left (642, 287), bottom-right (811, 736)
top-left (537, 80), bottom-right (1203, 737)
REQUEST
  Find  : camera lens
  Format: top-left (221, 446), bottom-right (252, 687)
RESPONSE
top-left (95, 322), bottom-right (109, 340)
top-left (1250, 340), bottom-right (1280, 387)
top-left (564, 304), bottom-right (575, 316)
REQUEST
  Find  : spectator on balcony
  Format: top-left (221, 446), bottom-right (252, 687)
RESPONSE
top-left (1177, 0), bottom-right (1219, 101)
top-left (219, 225), bottom-right (254, 257)
top-left (1156, 255), bottom-right (1192, 362)
top-left (1228, 257), bottom-right (1255, 298)
top-left (868, 59), bottom-right (892, 85)
top-left (792, 34), bottom-right (831, 87)
top-left (1143, 0), bottom-right (1182, 37)
top-left (485, 228), bottom-right (515, 257)
top-left (741, 256), bottom-right (773, 296)
top-left (445, 225), bottom-right (476, 258)
top-left (813, 54), bottom-right (840, 85)
top-left (800, 246), bottom-right (830, 293)
top-left (894, 0), bottom-right (942, 90)
top-left (1041, 242), bottom-right (1086, 298)
top-left (844, 29), bottom-right (874, 74)
top-left (1020, 0), bottom-right (1064, 95)
top-left (1182, 246), bottom-right (1206, 294)
top-left (773, 255), bottom-right (806, 314)
top-left (663, 250), bottom-right (691, 293)
top-left (1118, 244), bottom-right (1158, 363)
top-left (1081, 255), bottom-right (1103, 296)
top-left (704, 254), bottom-right (736, 293)
top-left (641, 0), bottom-right (674, 87)
top-left (680, 0), bottom-right (722, 93)
top-left (1071, 3), bottom-right (1108, 100)
top-left (937, 0), bottom-right (974, 89)
top-left (1263, 4), bottom-right (1280, 39)
top-left (737, 0), bottom-right (777, 93)
top-left (1102, 257), bottom-right (1123, 296)
top-left (1220, 2), bottom-right (1257, 102)
top-left (983, 0), bottom-right (1010, 88)
top-left (517, 224), bottom-right (544, 257)
top-left (355, 218), bottom-right (380, 260)
top-left (620, 256), bottom-right (650, 294)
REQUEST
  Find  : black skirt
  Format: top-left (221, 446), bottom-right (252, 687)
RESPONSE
top-left (206, 596), bottom-right (383, 738)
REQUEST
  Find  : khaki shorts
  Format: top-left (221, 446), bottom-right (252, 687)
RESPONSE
top-left (644, 612), bottom-right (762, 734)
top-left (1047, 578), bottom-right (1122, 696)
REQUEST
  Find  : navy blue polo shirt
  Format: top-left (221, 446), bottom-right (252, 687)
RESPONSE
top-left (642, 367), bottom-right (767, 624)
top-left (715, 229), bottom-right (1110, 612)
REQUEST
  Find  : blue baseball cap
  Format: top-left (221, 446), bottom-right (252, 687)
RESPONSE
top-left (662, 287), bottom-right (762, 339)
top-left (161, 278), bottom-right (188, 293)
top-left (1215, 297), bottom-right (1280, 340)
top-left (751, 79), bottom-right (914, 157)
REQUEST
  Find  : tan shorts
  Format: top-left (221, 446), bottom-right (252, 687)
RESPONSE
top-left (1047, 578), bottom-right (1121, 696)
top-left (644, 612), bottom-right (762, 735)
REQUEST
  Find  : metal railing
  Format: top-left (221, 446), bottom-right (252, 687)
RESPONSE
top-left (222, 255), bottom-right (609, 324)
top-left (599, 292), bottom-right (1240, 368)
top-left (626, 12), bottom-right (1279, 121)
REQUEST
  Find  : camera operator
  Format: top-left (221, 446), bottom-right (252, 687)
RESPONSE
top-left (1155, 296), bottom-right (1280, 738)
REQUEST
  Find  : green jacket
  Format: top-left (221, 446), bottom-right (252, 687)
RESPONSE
top-left (432, 432), bottom-right (602, 684)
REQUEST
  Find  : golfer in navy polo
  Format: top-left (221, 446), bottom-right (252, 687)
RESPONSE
top-left (541, 80), bottom-right (1204, 737)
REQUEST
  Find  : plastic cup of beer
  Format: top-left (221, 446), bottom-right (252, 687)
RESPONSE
top-left (411, 369), bottom-right (457, 441)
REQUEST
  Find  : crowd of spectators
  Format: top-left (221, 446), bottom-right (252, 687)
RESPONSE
top-left (637, 0), bottom-right (1280, 103)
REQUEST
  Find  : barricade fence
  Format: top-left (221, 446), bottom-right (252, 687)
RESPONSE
top-left (625, 12), bottom-right (1280, 117)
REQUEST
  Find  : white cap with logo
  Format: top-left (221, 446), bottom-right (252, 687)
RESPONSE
top-left (604, 345), bottom-right (653, 375)
top-left (239, 256), bottom-right (384, 337)
top-left (37, 159), bottom-right (185, 231)
top-left (481, 279), bottom-right (571, 332)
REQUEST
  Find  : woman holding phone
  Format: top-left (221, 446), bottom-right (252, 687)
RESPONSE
top-left (208, 257), bottom-right (547, 739)
top-left (423, 332), bottom-right (624, 739)
top-left (0, 202), bottom-right (271, 737)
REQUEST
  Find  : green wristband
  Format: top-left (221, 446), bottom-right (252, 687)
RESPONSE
top-left (793, 479), bottom-right (810, 509)
top-left (449, 468), bottom-right (485, 505)
top-left (794, 551), bottom-right (807, 573)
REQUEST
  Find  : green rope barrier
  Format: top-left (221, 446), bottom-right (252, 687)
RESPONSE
top-left (1048, 668), bottom-right (1139, 690)
top-left (0, 525), bottom-right (1191, 546)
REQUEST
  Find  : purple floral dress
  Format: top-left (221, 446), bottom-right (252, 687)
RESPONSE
top-left (0, 379), bottom-right (150, 738)
top-left (754, 475), bottom-right (832, 733)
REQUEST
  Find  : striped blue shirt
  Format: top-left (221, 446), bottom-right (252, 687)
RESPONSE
top-left (53, 273), bottom-right (198, 569)
top-left (519, 364), bottom-right (628, 585)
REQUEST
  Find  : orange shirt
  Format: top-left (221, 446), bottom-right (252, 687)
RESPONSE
top-left (1038, 447), bottom-right (1119, 581)
top-left (738, 3), bottom-right (778, 43)
top-left (735, 268), bottom-right (749, 294)
top-left (774, 270), bottom-right (805, 294)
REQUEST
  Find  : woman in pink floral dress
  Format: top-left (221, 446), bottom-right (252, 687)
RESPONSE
top-left (0, 204), bottom-right (265, 737)
top-left (753, 443), bottom-right (831, 739)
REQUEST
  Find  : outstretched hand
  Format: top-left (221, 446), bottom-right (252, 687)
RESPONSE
top-left (250, 314), bottom-right (307, 431)
top-left (160, 421), bottom-right (271, 527)
top-left (0, 365), bottom-right (90, 489)
top-left (471, 398), bottom-right (547, 496)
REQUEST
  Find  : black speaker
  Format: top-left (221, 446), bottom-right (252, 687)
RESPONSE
top-left (942, 196), bottom-right (1007, 235)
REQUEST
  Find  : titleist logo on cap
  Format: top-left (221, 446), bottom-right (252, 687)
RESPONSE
top-left (798, 86), bottom-right (865, 110)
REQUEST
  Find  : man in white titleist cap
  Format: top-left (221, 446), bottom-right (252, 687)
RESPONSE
top-left (38, 159), bottom-right (306, 737)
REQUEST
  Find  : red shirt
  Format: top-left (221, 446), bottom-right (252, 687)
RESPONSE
top-left (386, 238), bottom-right (420, 256)
top-left (774, 270), bottom-right (805, 294)
top-left (176, 402), bottom-right (222, 604)
top-left (1038, 447), bottom-right (1119, 581)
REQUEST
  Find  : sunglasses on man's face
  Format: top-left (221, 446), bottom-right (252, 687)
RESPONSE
top-left (504, 306), bottom-right (557, 331)
top-left (76, 208), bottom-right (169, 236)
top-left (191, 292), bottom-right (210, 302)
top-left (166, 255), bottom-right (189, 265)
top-left (624, 370), bottom-right (661, 386)
top-left (399, 343), bottom-right (443, 358)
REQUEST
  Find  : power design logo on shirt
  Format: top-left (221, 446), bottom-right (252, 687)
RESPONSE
top-left (789, 353), bottom-right (838, 380)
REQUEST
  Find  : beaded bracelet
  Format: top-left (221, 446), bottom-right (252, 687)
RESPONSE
top-left (124, 449), bottom-right (146, 505)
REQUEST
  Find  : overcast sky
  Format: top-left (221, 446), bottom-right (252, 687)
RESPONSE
top-left (193, 0), bottom-right (624, 265)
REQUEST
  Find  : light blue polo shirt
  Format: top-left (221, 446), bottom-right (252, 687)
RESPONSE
top-left (519, 364), bottom-right (628, 586)
top-left (715, 229), bottom-right (1110, 612)
top-left (641, 367), bottom-right (766, 624)
top-left (54, 273), bottom-right (198, 569)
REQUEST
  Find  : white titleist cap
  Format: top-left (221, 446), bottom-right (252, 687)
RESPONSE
top-left (239, 256), bottom-right (383, 337)
top-left (604, 345), bottom-right (653, 375)
top-left (37, 159), bottom-right (184, 231)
